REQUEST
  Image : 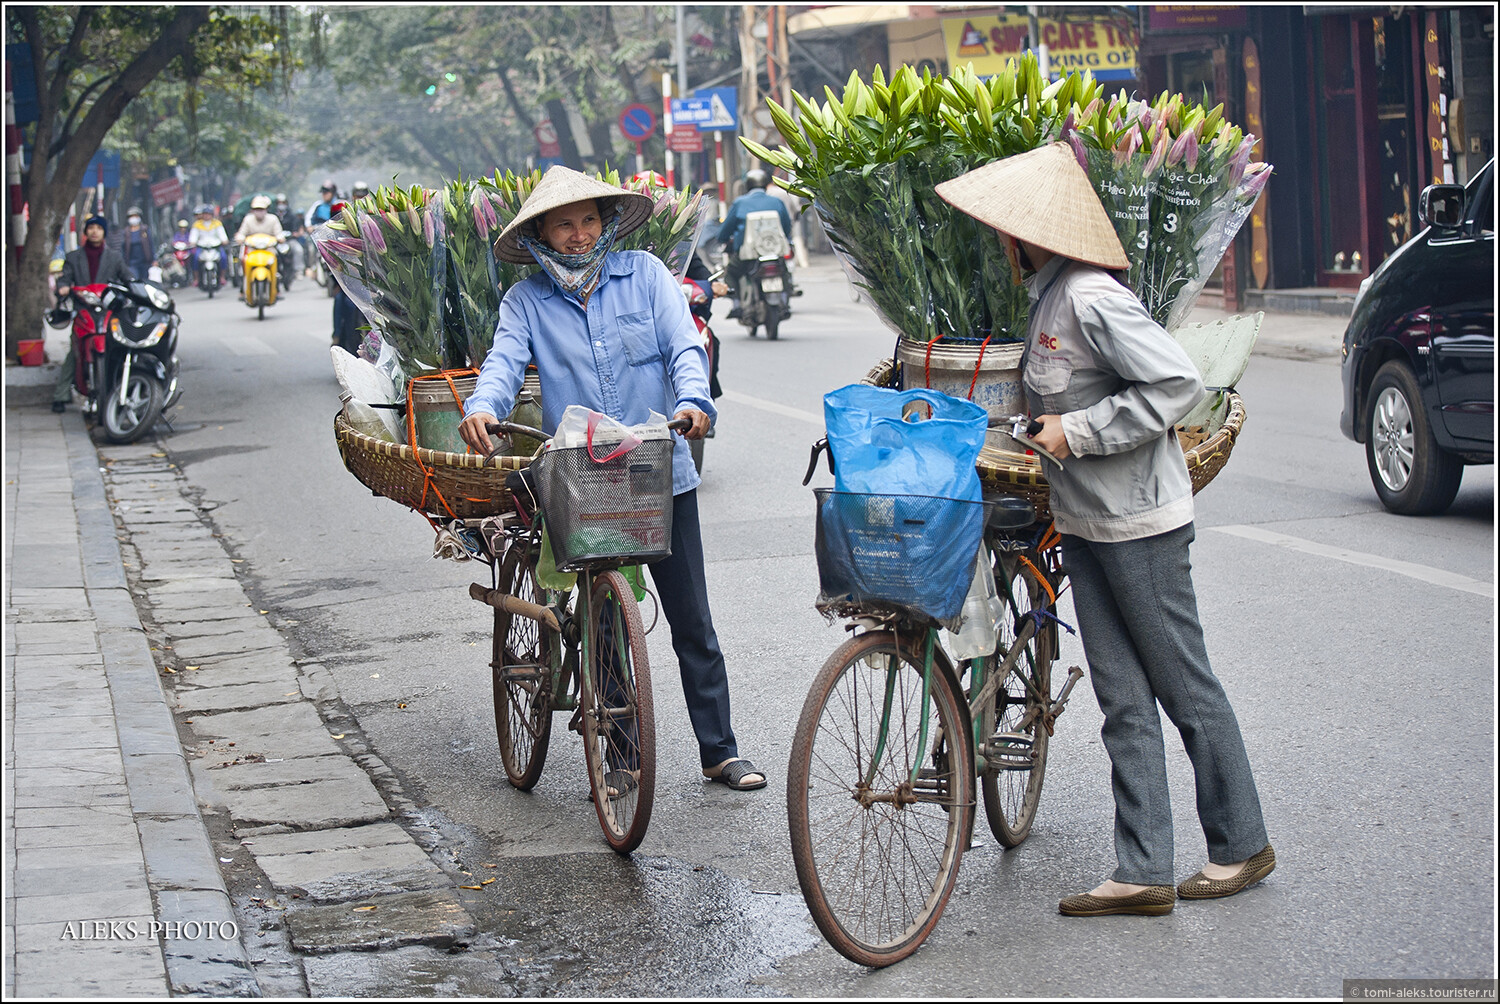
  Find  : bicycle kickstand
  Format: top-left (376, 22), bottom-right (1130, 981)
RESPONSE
top-left (1042, 665), bottom-right (1085, 736)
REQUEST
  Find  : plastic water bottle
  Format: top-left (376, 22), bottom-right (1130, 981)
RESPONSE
top-left (340, 391), bottom-right (394, 442)
top-left (944, 555), bottom-right (1002, 661)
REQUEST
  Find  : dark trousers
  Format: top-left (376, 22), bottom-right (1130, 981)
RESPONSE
top-left (646, 490), bottom-right (738, 769)
top-left (1062, 523), bottom-right (1268, 885)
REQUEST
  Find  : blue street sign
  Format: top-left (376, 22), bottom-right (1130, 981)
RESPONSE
top-left (692, 87), bottom-right (738, 132)
top-left (83, 150), bottom-right (122, 190)
top-left (618, 103), bottom-right (657, 142)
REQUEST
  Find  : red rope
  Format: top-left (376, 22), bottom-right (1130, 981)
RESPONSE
top-left (923, 335), bottom-right (942, 388)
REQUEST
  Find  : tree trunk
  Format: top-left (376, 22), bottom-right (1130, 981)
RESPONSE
top-left (5, 7), bottom-right (211, 358)
top-left (543, 98), bottom-right (584, 172)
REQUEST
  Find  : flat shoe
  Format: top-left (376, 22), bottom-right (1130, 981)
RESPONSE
top-left (703, 758), bottom-right (766, 791)
top-left (1059, 885), bottom-right (1176, 917)
top-left (1177, 844), bottom-right (1276, 900)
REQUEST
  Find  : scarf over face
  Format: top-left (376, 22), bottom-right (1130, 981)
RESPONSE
top-left (519, 204), bottom-right (624, 308)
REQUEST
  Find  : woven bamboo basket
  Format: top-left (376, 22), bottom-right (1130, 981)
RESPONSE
top-left (334, 411), bottom-right (532, 519)
top-left (860, 357), bottom-right (1247, 519)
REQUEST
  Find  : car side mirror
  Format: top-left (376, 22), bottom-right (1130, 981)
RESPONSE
top-left (1419, 184), bottom-right (1466, 229)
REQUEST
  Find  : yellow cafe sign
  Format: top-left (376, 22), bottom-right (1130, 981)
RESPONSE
top-left (942, 13), bottom-right (1138, 80)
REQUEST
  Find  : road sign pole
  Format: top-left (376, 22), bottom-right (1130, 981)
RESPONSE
top-left (661, 76), bottom-right (675, 189)
top-left (634, 141), bottom-right (644, 175)
top-left (715, 132), bottom-right (727, 221)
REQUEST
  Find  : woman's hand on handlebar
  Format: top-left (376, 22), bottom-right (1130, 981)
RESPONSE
top-left (672, 409), bottom-right (709, 440)
top-left (459, 412), bottom-right (497, 454)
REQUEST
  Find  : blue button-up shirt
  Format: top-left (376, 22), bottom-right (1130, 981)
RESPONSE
top-left (463, 250), bottom-right (715, 495)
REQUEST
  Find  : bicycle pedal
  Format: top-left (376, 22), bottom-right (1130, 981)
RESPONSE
top-left (985, 732), bottom-right (1035, 770)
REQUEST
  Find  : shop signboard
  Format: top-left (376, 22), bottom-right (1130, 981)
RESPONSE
top-left (942, 13), bottom-right (1137, 81)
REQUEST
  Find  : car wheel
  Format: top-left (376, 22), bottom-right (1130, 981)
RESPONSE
top-left (1364, 360), bottom-right (1463, 515)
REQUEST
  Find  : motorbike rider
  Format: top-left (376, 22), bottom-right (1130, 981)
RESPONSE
top-left (234, 195), bottom-right (287, 270)
top-left (51, 215), bottom-right (133, 413)
top-left (304, 179), bottom-right (338, 234)
top-left (715, 168), bottom-right (792, 319)
top-left (188, 204), bottom-right (229, 286)
top-left (350, 180), bottom-right (371, 202)
top-left (274, 193), bottom-right (306, 275)
top-left (119, 206), bottom-right (154, 280)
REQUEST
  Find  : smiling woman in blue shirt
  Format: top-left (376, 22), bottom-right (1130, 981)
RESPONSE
top-left (459, 167), bottom-right (765, 794)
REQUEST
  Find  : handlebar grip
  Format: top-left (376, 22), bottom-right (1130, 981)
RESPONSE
top-left (667, 417), bottom-right (692, 432)
top-left (487, 420), bottom-right (547, 442)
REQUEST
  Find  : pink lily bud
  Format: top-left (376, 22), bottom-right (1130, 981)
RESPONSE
top-left (1184, 124), bottom-right (1201, 171)
top-left (485, 194), bottom-right (501, 229)
top-left (423, 209), bottom-right (435, 248)
top-left (473, 202), bottom-right (490, 239)
top-left (359, 216), bottom-right (387, 254)
top-left (1144, 125), bottom-right (1169, 176)
top-left (1238, 165), bottom-right (1271, 204)
top-left (408, 207), bottom-right (422, 235)
top-left (1167, 126), bottom-right (1195, 168)
top-left (1227, 136), bottom-right (1254, 189)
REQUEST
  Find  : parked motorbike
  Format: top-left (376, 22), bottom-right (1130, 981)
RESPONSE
top-left (45, 280), bottom-right (181, 444)
top-left (241, 233), bottom-right (280, 320)
top-left (730, 210), bottom-right (795, 340)
top-left (682, 274), bottom-right (723, 475)
top-left (197, 239), bottom-right (225, 296)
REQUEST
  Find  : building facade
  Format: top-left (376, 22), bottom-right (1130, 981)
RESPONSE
top-left (782, 4), bottom-right (1495, 305)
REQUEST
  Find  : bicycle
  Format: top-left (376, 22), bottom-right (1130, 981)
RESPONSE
top-left (459, 416), bottom-right (689, 854)
top-left (787, 444), bottom-right (1085, 967)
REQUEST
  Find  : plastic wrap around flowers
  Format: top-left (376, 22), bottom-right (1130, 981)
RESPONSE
top-left (315, 173), bottom-right (717, 379)
top-left (315, 187), bottom-right (449, 373)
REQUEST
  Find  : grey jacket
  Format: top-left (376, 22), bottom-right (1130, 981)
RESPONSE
top-left (58, 245), bottom-right (135, 289)
top-left (1021, 257), bottom-right (1204, 542)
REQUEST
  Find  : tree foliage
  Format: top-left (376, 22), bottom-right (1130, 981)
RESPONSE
top-left (4, 5), bottom-right (312, 354)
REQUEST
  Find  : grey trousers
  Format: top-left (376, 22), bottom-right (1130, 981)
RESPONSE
top-left (1062, 523), bottom-right (1268, 885)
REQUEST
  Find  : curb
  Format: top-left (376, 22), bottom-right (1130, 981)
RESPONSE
top-left (62, 415), bottom-right (260, 996)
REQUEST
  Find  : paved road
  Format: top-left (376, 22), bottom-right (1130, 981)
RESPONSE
top-left (141, 260), bottom-right (1494, 995)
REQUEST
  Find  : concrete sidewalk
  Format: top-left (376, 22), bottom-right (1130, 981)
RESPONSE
top-left (4, 404), bottom-right (256, 997)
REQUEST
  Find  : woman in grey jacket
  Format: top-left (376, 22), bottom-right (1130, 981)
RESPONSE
top-left (937, 143), bottom-right (1273, 917)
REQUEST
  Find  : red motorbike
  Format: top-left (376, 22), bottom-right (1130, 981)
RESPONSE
top-left (682, 276), bottom-right (722, 475)
top-left (45, 279), bottom-right (181, 443)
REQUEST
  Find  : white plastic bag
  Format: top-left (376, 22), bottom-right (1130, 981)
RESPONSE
top-left (551, 405), bottom-right (669, 454)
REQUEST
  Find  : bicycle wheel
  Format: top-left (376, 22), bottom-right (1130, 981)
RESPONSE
top-left (492, 542), bottom-right (554, 790)
top-left (979, 552), bottom-right (1055, 848)
top-left (788, 630), bottom-right (973, 968)
top-left (580, 570), bottom-right (655, 854)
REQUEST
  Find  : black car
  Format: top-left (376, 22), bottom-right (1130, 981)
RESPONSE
top-left (1340, 159), bottom-right (1494, 515)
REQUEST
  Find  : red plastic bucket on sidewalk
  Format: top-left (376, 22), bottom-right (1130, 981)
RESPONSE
top-left (17, 339), bottom-right (45, 366)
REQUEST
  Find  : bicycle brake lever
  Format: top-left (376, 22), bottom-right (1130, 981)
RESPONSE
top-left (802, 438), bottom-right (833, 486)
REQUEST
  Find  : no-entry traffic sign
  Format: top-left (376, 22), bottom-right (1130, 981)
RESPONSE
top-left (618, 104), bottom-right (657, 142)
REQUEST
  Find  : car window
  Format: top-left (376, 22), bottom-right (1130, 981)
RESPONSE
top-left (1466, 164), bottom-right (1493, 235)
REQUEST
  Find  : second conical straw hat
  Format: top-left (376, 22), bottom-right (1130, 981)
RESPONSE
top-left (934, 142), bottom-right (1129, 271)
top-left (492, 165), bottom-right (653, 263)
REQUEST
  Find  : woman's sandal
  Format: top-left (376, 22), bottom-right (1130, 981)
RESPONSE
top-left (704, 758), bottom-right (766, 791)
top-left (598, 769), bottom-right (639, 801)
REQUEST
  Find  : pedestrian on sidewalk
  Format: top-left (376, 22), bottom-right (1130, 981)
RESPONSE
top-left (51, 215), bottom-right (134, 413)
top-left (937, 143), bottom-right (1274, 917)
top-left (457, 166), bottom-right (765, 794)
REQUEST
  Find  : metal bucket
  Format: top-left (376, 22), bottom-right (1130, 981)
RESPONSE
top-left (409, 375), bottom-right (477, 455)
top-left (896, 338), bottom-right (1027, 450)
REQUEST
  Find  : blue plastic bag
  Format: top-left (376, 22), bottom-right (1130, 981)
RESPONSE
top-left (823, 385), bottom-right (988, 500)
top-left (815, 386), bottom-right (990, 622)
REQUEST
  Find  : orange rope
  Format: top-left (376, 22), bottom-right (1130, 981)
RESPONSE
top-left (923, 335), bottom-right (942, 388)
top-left (966, 335), bottom-right (992, 401)
top-left (404, 368), bottom-right (479, 520)
top-left (1018, 553), bottom-right (1057, 605)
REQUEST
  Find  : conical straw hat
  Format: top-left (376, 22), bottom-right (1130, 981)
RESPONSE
top-left (935, 143), bottom-right (1129, 271)
top-left (493, 165), bottom-right (653, 263)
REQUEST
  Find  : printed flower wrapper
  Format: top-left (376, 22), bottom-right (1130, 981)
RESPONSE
top-left (314, 201), bottom-right (450, 375)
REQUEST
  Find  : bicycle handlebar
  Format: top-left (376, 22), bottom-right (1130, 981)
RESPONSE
top-left (484, 416), bottom-right (694, 449)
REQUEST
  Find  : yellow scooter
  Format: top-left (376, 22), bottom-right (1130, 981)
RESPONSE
top-left (242, 233), bottom-right (280, 320)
